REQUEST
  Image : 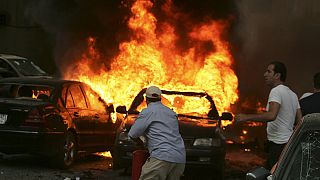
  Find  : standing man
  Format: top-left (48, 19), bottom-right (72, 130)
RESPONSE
top-left (235, 61), bottom-right (302, 170)
top-left (128, 86), bottom-right (186, 180)
top-left (300, 72), bottom-right (320, 116)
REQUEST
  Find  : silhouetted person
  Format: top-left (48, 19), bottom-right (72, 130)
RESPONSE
top-left (300, 72), bottom-right (320, 116)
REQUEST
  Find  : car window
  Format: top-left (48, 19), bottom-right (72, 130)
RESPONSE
top-left (0, 84), bottom-right (52, 100)
top-left (0, 59), bottom-right (11, 69)
top-left (135, 93), bottom-right (211, 116)
top-left (67, 85), bottom-right (87, 109)
top-left (0, 59), bottom-right (17, 77)
top-left (287, 130), bottom-right (320, 179)
top-left (10, 59), bottom-right (47, 76)
top-left (0, 84), bottom-right (13, 97)
top-left (66, 90), bottom-right (75, 108)
top-left (81, 84), bottom-right (106, 113)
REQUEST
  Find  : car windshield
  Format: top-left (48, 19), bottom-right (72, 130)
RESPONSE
top-left (10, 59), bottom-right (47, 76)
top-left (0, 84), bottom-right (52, 101)
top-left (129, 89), bottom-right (219, 118)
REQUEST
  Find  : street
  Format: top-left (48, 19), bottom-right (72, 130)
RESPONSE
top-left (0, 144), bottom-right (265, 180)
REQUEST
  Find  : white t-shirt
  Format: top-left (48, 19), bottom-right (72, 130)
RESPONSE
top-left (299, 92), bottom-right (313, 100)
top-left (266, 85), bottom-right (300, 144)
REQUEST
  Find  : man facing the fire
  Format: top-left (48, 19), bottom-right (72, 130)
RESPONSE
top-left (128, 86), bottom-right (186, 180)
top-left (235, 61), bottom-right (302, 170)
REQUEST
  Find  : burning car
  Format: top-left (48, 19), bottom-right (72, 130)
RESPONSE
top-left (0, 77), bottom-right (116, 168)
top-left (112, 88), bottom-right (233, 178)
top-left (0, 54), bottom-right (49, 78)
top-left (246, 113), bottom-right (320, 179)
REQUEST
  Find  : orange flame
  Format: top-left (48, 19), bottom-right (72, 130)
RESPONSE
top-left (63, 0), bottom-right (238, 125)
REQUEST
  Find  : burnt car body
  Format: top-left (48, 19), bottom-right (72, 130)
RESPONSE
top-left (0, 54), bottom-right (49, 78)
top-left (246, 113), bottom-right (320, 180)
top-left (112, 88), bottom-right (233, 178)
top-left (0, 77), bottom-right (116, 168)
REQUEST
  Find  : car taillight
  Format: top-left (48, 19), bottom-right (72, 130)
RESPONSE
top-left (23, 108), bottom-right (45, 126)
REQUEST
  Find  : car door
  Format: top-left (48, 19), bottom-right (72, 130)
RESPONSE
top-left (65, 83), bottom-right (96, 148)
top-left (81, 84), bottom-right (116, 148)
top-left (276, 130), bottom-right (320, 179)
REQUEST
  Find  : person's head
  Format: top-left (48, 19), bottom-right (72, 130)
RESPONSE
top-left (145, 86), bottom-right (162, 104)
top-left (264, 61), bottom-right (287, 87)
top-left (313, 72), bottom-right (320, 91)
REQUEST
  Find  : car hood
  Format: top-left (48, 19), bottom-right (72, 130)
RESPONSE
top-left (124, 114), bottom-right (219, 138)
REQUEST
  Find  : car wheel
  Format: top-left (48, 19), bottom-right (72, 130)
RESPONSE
top-left (56, 132), bottom-right (77, 169)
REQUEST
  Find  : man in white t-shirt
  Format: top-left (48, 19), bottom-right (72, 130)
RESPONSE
top-left (235, 61), bottom-right (302, 170)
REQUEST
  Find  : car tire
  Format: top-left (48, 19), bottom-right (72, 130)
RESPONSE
top-left (56, 131), bottom-right (78, 169)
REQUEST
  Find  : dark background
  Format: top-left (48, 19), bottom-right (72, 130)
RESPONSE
top-left (1, 0), bottom-right (320, 106)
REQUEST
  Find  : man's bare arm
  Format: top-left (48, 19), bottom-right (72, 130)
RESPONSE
top-left (235, 102), bottom-right (280, 122)
top-left (295, 108), bottom-right (302, 125)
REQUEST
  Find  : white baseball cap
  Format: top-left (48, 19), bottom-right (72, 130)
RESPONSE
top-left (146, 86), bottom-right (162, 99)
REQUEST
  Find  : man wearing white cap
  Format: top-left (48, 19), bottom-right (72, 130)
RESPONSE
top-left (128, 86), bottom-right (186, 180)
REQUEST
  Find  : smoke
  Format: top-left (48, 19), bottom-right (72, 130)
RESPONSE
top-left (25, 0), bottom-right (132, 76)
top-left (24, 0), bottom-right (320, 106)
top-left (234, 0), bottom-right (320, 102)
top-left (25, 0), bottom-right (237, 76)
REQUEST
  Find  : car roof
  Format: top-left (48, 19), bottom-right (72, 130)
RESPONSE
top-left (139, 87), bottom-right (208, 96)
top-left (162, 90), bottom-right (207, 97)
top-left (0, 54), bottom-right (27, 60)
top-left (128, 87), bottom-right (217, 113)
top-left (0, 77), bottom-right (78, 86)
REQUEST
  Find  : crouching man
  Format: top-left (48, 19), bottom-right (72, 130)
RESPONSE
top-left (128, 86), bottom-right (186, 180)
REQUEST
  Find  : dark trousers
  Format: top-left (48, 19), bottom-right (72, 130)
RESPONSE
top-left (266, 141), bottom-right (286, 170)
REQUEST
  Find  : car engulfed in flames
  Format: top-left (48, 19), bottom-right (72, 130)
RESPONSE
top-left (112, 88), bottom-right (233, 178)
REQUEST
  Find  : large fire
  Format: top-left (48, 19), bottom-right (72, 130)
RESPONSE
top-left (63, 0), bottom-right (238, 125)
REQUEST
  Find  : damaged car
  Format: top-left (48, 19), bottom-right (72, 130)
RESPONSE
top-left (0, 54), bottom-right (49, 78)
top-left (112, 88), bottom-right (233, 178)
top-left (246, 113), bottom-right (320, 180)
top-left (0, 77), bottom-right (116, 168)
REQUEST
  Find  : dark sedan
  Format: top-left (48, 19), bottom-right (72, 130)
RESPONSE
top-left (0, 54), bottom-right (49, 78)
top-left (112, 88), bottom-right (233, 179)
top-left (0, 77), bottom-right (116, 168)
top-left (247, 113), bottom-right (320, 180)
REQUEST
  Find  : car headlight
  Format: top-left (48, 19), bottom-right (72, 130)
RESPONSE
top-left (193, 138), bottom-right (221, 147)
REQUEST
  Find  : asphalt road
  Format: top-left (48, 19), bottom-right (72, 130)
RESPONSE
top-left (0, 144), bottom-right (265, 180)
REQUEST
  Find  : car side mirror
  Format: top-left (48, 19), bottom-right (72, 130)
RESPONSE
top-left (246, 167), bottom-right (271, 180)
top-left (220, 112), bottom-right (233, 121)
top-left (107, 104), bottom-right (115, 113)
top-left (208, 109), bottom-right (219, 119)
top-left (116, 106), bottom-right (127, 114)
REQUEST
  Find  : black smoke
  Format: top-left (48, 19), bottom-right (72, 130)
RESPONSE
top-left (25, 0), bottom-right (133, 76)
top-left (25, 0), bottom-right (320, 107)
top-left (234, 0), bottom-right (320, 103)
